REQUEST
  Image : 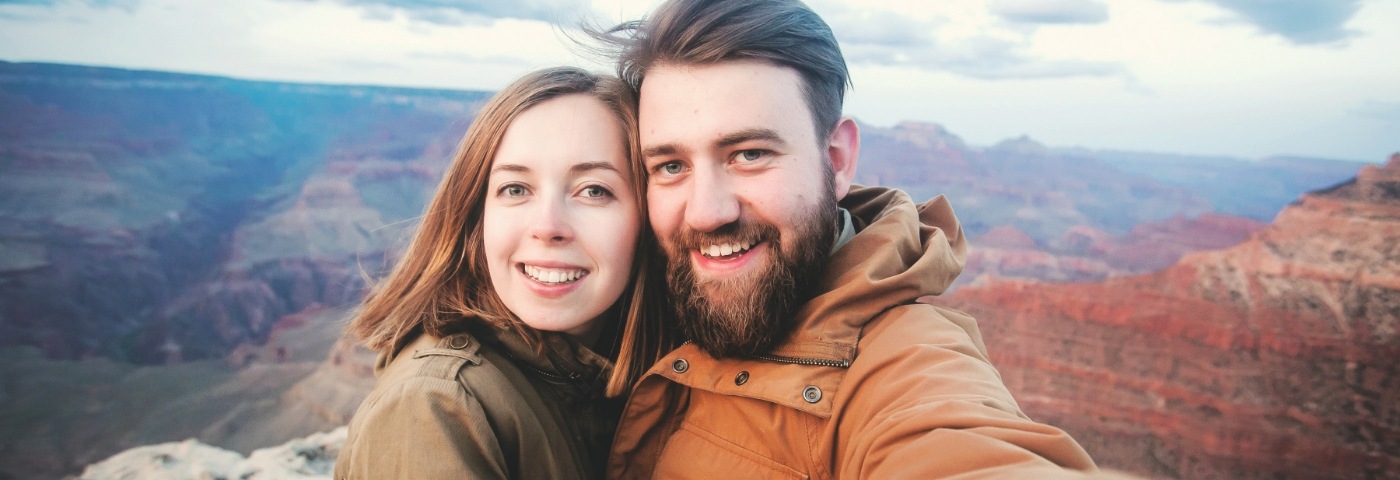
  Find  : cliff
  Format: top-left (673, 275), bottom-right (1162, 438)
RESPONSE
top-left (0, 61), bottom-right (484, 364)
top-left (944, 154), bottom-right (1400, 479)
top-left (963, 213), bottom-right (1267, 286)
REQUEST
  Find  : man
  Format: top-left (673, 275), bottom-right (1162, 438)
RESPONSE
top-left (597, 0), bottom-right (1101, 478)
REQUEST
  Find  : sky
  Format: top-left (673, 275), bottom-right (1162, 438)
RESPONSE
top-left (1, 0), bottom-right (1396, 162)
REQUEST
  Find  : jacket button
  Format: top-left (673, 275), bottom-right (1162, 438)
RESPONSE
top-left (448, 335), bottom-right (470, 349)
top-left (734, 371), bottom-right (749, 386)
top-left (802, 385), bottom-right (822, 403)
top-left (671, 359), bottom-right (689, 374)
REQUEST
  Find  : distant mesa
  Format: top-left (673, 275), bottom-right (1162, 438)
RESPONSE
top-left (989, 134), bottom-right (1049, 156)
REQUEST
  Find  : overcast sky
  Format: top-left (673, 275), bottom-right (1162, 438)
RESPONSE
top-left (2, 0), bottom-right (1396, 161)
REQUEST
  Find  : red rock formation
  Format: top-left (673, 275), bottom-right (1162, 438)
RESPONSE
top-left (944, 154), bottom-right (1400, 479)
top-left (960, 214), bottom-right (1266, 289)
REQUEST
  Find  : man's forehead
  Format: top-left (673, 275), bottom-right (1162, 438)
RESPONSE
top-left (639, 60), bottom-right (802, 96)
top-left (638, 61), bottom-right (813, 148)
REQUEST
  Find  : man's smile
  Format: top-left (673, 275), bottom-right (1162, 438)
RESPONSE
top-left (698, 239), bottom-right (758, 259)
top-left (689, 241), bottom-right (768, 275)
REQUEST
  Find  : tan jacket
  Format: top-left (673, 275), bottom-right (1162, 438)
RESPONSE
top-left (607, 186), bottom-right (1099, 479)
top-left (336, 327), bottom-right (618, 479)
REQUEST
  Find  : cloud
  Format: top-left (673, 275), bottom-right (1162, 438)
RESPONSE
top-left (0, 0), bottom-right (136, 9)
top-left (824, 8), bottom-right (937, 47)
top-left (816, 2), bottom-right (1129, 83)
top-left (1353, 100), bottom-right (1400, 124)
top-left (328, 0), bottom-right (594, 25)
top-left (1169, 0), bottom-right (1362, 45)
top-left (407, 51), bottom-right (531, 67)
top-left (987, 0), bottom-right (1109, 25)
top-left (846, 34), bottom-right (1130, 81)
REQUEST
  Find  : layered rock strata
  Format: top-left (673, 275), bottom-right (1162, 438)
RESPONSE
top-left (945, 155), bottom-right (1400, 479)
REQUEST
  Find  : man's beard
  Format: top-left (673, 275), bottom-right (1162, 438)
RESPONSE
top-left (663, 190), bottom-right (839, 359)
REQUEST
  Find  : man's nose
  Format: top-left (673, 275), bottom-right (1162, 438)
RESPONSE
top-left (529, 198), bottom-right (574, 243)
top-left (684, 167), bottom-right (740, 232)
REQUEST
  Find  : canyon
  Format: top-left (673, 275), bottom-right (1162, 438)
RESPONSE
top-left (0, 61), bottom-right (1386, 479)
top-left (945, 154), bottom-right (1400, 478)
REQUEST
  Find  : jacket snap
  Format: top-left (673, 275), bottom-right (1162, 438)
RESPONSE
top-left (802, 385), bottom-right (822, 403)
top-left (447, 335), bottom-right (471, 349)
top-left (672, 358), bottom-right (689, 374)
top-left (734, 371), bottom-right (749, 386)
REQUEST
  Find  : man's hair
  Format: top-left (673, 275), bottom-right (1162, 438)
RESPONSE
top-left (595, 0), bottom-right (851, 141)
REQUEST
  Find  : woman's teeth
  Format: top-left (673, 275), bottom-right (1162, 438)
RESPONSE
top-left (523, 265), bottom-right (586, 284)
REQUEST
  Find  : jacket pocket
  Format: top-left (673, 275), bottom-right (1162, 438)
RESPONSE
top-left (654, 421), bottom-right (809, 479)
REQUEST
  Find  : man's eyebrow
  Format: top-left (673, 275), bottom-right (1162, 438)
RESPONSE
top-left (717, 128), bottom-right (784, 148)
top-left (641, 143), bottom-right (679, 159)
top-left (641, 129), bottom-right (786, 159)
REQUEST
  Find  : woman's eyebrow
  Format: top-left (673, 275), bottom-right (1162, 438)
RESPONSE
top-left (571, 161), bottom-right (622, 174)
top-left (490, 163), bottom-right (530, 174)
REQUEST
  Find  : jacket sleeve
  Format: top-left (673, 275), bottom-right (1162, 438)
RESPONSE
top-left (335, 376), bottom-right (509, 480)
top-left (833, 303), bottom-right (1105, 479)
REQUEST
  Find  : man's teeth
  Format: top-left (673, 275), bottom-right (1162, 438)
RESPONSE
top-left (523, 265), bottom-right (586, 284)
top-left (702, 241), bottom-right (756, 258)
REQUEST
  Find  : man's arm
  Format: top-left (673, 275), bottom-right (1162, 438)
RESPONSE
top-left (833, 303), bottom-right (1099, 479)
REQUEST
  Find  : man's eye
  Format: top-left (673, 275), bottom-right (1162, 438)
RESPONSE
top-left (657, 162), bottom-right (684, 175)
top-left (738, 150), bottom-right (764, 161)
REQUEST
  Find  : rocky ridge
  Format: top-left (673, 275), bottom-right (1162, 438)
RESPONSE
top-left (944, 154), bottom-right (1400, 479)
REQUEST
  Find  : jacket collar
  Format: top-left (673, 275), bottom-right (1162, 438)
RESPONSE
top-left (650, 185), bottom-right (967, 415)
top-left (378, 324), bottom-right (615, 395)
top-left (768, 185), bottom-right (967, 365)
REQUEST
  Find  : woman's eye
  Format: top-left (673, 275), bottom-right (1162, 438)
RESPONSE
top-left (580, 185), bottom-right (612, 198)
top-left (500, 184), bottom-right (527, 197)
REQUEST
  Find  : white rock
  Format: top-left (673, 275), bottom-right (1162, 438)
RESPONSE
top-left (80, 426), bottom-right (347, 480)
top-left (78, 439), bottom-right (243, 480)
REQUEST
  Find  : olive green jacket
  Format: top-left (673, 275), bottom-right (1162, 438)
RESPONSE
top-left (335, 327), bottom-right (618, 479)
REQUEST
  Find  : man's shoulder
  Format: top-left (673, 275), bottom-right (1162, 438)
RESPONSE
top-left (852, 299), bottom-right (990, 365)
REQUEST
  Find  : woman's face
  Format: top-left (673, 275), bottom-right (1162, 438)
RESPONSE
top-left (482, 94), bottom-right (640, 340)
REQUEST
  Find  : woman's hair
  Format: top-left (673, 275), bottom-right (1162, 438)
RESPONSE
top-left (347, 66), bottom-right (673, 397)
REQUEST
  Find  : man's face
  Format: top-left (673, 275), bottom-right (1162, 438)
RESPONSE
top-left (639, 60), bottom-right (840, 358)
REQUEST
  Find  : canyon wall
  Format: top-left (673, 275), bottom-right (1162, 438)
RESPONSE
top-left (945, 154), bottom-right (1400, 479)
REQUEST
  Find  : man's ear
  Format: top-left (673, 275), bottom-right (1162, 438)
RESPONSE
top-left (827, 117), bottom-right (860, 201)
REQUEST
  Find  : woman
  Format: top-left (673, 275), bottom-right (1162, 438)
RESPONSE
top-left (334, 67), bottom-right (672, 479)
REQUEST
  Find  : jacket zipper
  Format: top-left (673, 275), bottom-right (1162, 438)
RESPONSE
top-left (753, 353), bottom-right (851, 368)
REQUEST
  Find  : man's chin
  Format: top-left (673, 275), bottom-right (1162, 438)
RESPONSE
top-left (691, 265), bottom-right (769, 299)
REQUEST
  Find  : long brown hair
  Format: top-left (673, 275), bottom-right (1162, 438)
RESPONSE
top-left (347, 66), bottom-right (673, 397)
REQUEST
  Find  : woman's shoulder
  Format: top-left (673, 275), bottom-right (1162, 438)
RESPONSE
top-left (338, 331), bottom-right (531, 480)
top-left (372, 331), bottom-right (523, 392)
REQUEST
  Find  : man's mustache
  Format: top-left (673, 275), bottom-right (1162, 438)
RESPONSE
top-left (667, 220), bottom-right (779, 254)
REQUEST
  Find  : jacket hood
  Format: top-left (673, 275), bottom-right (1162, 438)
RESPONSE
top-left (767, 185), bottom-right (967, 363)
